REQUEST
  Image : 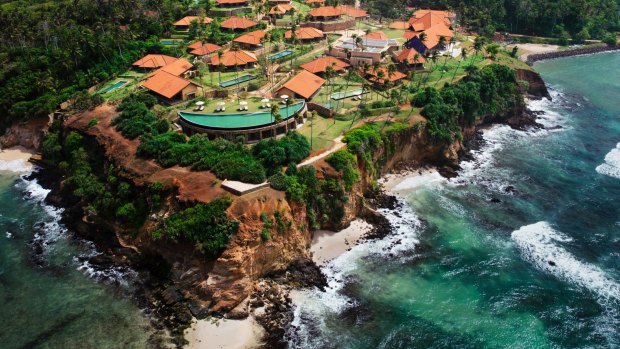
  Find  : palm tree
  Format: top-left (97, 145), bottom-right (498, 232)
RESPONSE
top-left (376, 69), bottom-right (385, 96)
top-left (485, 44), bottom-right (500, 60)
top-left (270, 104), bottom-right (281, 139)
top-left (325, 65), bottom-right (335, 104)
top-left (361, 62), bottom-right (370, 104)
top-left (309, 111), bottom-right (317, 149)
top-left (473, 36), bottom-right (484, 63)
top-left (216, 50), bottom-right (224, 84)
top-left (451, 48), bottom-right (467, 83)
top-left (285, 97), bottom-right (294, 123)
top-left (387, 63), bottom-right (397, 85)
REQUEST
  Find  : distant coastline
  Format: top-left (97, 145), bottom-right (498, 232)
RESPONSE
top-left (526, 45), bottom-right (620, 64)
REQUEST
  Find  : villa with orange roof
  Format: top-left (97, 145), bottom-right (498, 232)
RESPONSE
top-left (335, 5), bottom-right (368, 19)
top-left (300, 56), bottom-right (349, 76)
top-left (189, 43), bottom-right (223, 59)
top-left (364, 66), bottom-right (407, 85)
top-left (408, 12), bottom-right (451, 31)
top-left (285, 27), bottom-right (324, 41)
top-left (363, 31), bottom-right (389, 40)
top-left (269, 4), bottom-right (293, 18)
top-left (210, 50), bottom-right (258, 70)
top-left (405, 22), bottom-right (454, 54)
top-left (330, 36), bottom-right (399, 66)
top-left (220, 17), bottom-right (258, 31)
top-left (389, 21), bottom-right (409, 30)
top-left (142, 71), bottom-right (199, 103)
top-left (132, 54), bottom-right (178, 70)
top-left (276, 70), bottom-right (325, 101)
top-left (174, 16), bottom-right (213, 30)
top-left (215, 0), bottom-right (250, 7)
top-left (394, 47), bottom-right (426, 69)
top-left (411, 9), bottom-right (455, 22)
top-left (233, 30), bottom-right (267, 50)
top-left (307, 6), bottom-right (342, 21)
top-left (148, 58), bottom-right (194, 78)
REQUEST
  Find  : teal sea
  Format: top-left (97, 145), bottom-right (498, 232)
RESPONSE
top-left (289, 52), bottom-right (620, 348)
top-left (0, 169), bottom-right (164, 347)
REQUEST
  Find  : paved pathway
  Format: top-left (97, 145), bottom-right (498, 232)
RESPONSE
top-left (298, 136), bottom-right (345, 167)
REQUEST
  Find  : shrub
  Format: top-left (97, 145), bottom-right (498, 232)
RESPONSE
top-left (157, 196), bottom-right (239, 256)
top-left (326, 150), bottom-right (360, 190)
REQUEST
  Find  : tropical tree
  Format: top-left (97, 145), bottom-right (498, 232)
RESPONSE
top-left (451, 48), bottom-right (468, 83)
top-left (216, 50), bottom-right (224, 84)
top-left (485, 44), bottom-right (500, 60)
top-left (270, 104), bottom-right (281, 139)
top-left (473, 36), bottom-right (485, 62)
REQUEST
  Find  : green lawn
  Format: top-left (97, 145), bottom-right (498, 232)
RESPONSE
top-left (355, 22), bottom-right (406, 42)
top-left (298, 114), bottom-right (355, 151)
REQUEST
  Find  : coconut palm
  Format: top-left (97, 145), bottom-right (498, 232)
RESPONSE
top-left (473, 36), bottom-right (485, 63)
top-left (216, 50), bottom-right (224, 84)
top-left (325, 64), bottom-right (335, 104)
top-left (270, 104), bottom-right (281, 139)
top-left (451, 48), bottom-right (468, 83)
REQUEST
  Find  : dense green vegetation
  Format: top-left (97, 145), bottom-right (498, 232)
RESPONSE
top-left (41, 124), bottom-right (149, 228)
top-left (154, 196), bottom-right (239, 256)
top-left (413, 64), bottom-right (521, 142)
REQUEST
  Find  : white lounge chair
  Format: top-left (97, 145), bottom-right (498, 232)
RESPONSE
top-left (266, 103), bottom-right (271, 108)
top-left (199, 105), bottom-right (205, 111)
top-left (221, 106), bottom-right (226, 111)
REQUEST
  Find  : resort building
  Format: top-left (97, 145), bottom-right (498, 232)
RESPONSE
top-left (132, 54), bottom-right (178, 70)
top-left (307, 6), bottom-right (342, 21)
top-left (269, 4), bottom-right (293, 18)
top-left (210, 50), bottom-right (258, 70)
top-left (142, 71), bottom-right (199, 103)
top-left (363, 31), bottom-right (389, 40)
top-left (276, 70), bottom-right (325, 101)
top-left (233, 30), bottom-right (267, 50)
top-left (335, 5), bottom-right (368, 19)
top-left (284, 27), bottom-right (324, 41)
top-left (220, 16), bottom-right (258, 31)
top-left (330, 36), bottom-right (399, 66)
top-left (394, 47), bottom-right (426, 69)
top-left (410, 9), bottom-right (455, 24)
top-left (188, 42), bottom-right (223, 59)
top-left (148, 58), bottom-right (194, 78)
top-left (173, 16), bottom-right (213, 30)
top-left (405, 23), bottom-right (454, 54)
top-left (408, 12), bottom-right (451, 32)
top-left (215, 0), bottom-right (250, 7)
top-left (389, 21), bottom-right (409, 30)
top-left (300, 56), bottom-right (349, 76)
top-left (268, 0), bottom-right (291, 3)
top-left (364, 66), bottom-right (407, 85)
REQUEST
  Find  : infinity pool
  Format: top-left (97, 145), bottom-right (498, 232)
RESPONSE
top-left (99, 80), bottom-right (128, 94)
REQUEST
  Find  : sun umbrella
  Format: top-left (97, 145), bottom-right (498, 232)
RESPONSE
top-left (239, 101), bottom-right (248, 106)
top-left (218, 101), bottom-right (226, 106)
top-left (195, 101), bottom-right (205, 106)
top-left (261, 98), bottom-right (270, 103)
top-left (280, 95), bottom-right (289, 100)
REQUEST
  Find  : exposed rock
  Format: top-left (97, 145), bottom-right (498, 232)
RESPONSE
top-left (0, 117), bottom-right (49, 150)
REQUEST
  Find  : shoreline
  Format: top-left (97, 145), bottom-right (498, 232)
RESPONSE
top-left (0, 145), bottom-right (34, 172)
top-left (184, 316), bottom-right (265, 349)
top-left (524, 44), bottom-right (620, 64)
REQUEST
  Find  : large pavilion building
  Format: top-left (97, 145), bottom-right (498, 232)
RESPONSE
top-left (210, 50), bottom-right (258, 70)
top-left (173, 16), bottom-right (213, 30)
top-left (276, 70), bottom-right (325, 101)
top-left (220, 16), bottom-right (258, 31)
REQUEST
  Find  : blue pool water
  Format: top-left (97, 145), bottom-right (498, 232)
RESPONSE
top-left (219, 74), bottom-right (256, 88)
top-left (99, 80), bottom-right (127, 94)
top-left (269, 50), bottom-right (293, 60)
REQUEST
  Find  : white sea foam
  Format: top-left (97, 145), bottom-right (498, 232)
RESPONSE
top-left (0, 159), bottom-right (33, 173)
top-left (511, 222), bottom-right (620, 303)
top-left (595, 142), bottom-right (620, 179)
top-left (288, 197), bottom-right (421, 348)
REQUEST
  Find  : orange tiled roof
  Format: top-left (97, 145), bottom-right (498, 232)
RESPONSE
top-left (408, 12), bottom-right (450, 31)
top-left (279, 70), bottom-right (325, 99)
top-left (174, 16), bottom-right (213, 26)
top-left (142, 71), bottom-right (192, 99)
top-left (220, 16), bottom-right (258, 29)
top-left (388, 21), bottom-right (409, 30)
top-left (216, 0), bottom-right (248, 4)
top-left (395, 48), bottom-right (427, 64)
top-left (366, 66), bottom-right (407, 84)
top-left (304, 0), bottom-right (325, 3)
top-left (308, 6), bottom-right (342, 17)
top-left (269, 4), bottom-right (293, 14)
top-left (413, 9), bottom-right (454, 20)
top-left (233, 30), bottom-right (267, 46)
top-left (132, 54), bottom-right (178, 68)
top-left (335, 5), bottom-right (368, 18)
top-left (189, 42), bottom-right (222, 55)
top-left (362, 31), bottom-right (388, 40)
top-left (300, 56), bottom-right (349, 74)
top-left (403, 30), bottom-right (419, 40)
top-left (421, 23), bottom-right (454, 49)
top-left (285, 27), bottom-right (324, 40)
top-left (210, 50), bottom-right (258, 67)
top-left (150, 58), bottom-right (193, 77)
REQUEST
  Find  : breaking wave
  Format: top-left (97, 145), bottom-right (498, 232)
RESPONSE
top-left (595, 142), bottom-right (620, 179)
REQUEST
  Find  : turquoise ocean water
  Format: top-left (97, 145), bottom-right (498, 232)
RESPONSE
top-left (0, 165), bottom-right (163, 347)
top-left (289, 52), bottom-right (620, 348)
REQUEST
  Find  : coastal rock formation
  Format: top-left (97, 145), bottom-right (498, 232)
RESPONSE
top-left (516, 68), bottom-right (551, 100)
top-left (0, 117), bottom-right (49, 150)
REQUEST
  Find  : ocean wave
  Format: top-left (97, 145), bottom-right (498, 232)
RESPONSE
top-left (0, 159), bottom-right (33, 173)
top-left (595, 142), bottom-right (620, 179)
top-left (288, 197), bottom-right (421, 348)
top-left (511, 222), bottom-right (620, 303)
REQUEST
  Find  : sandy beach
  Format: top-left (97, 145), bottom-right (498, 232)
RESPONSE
top-left (184, 316), bottom-right (264, 349)
top-left (310, 219), bottom-right (372, 266)
top-left (0, 146), bottom-right (34, 172)
top-left (508, 43), bottom-right (561, 61)
top-left (379, 167), bottom-right (445, 194)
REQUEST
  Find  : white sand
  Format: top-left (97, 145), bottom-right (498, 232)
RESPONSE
top-left (379, 168), bottom-right (444, 194)
top-left (0, 146), bottom-right (34, 172)
top-left (311, 219), bottom-right (372, 266)
top-left (509, 43), bottom-right (561, 61)
top-left (184, 316), bottom-right (264, 349)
